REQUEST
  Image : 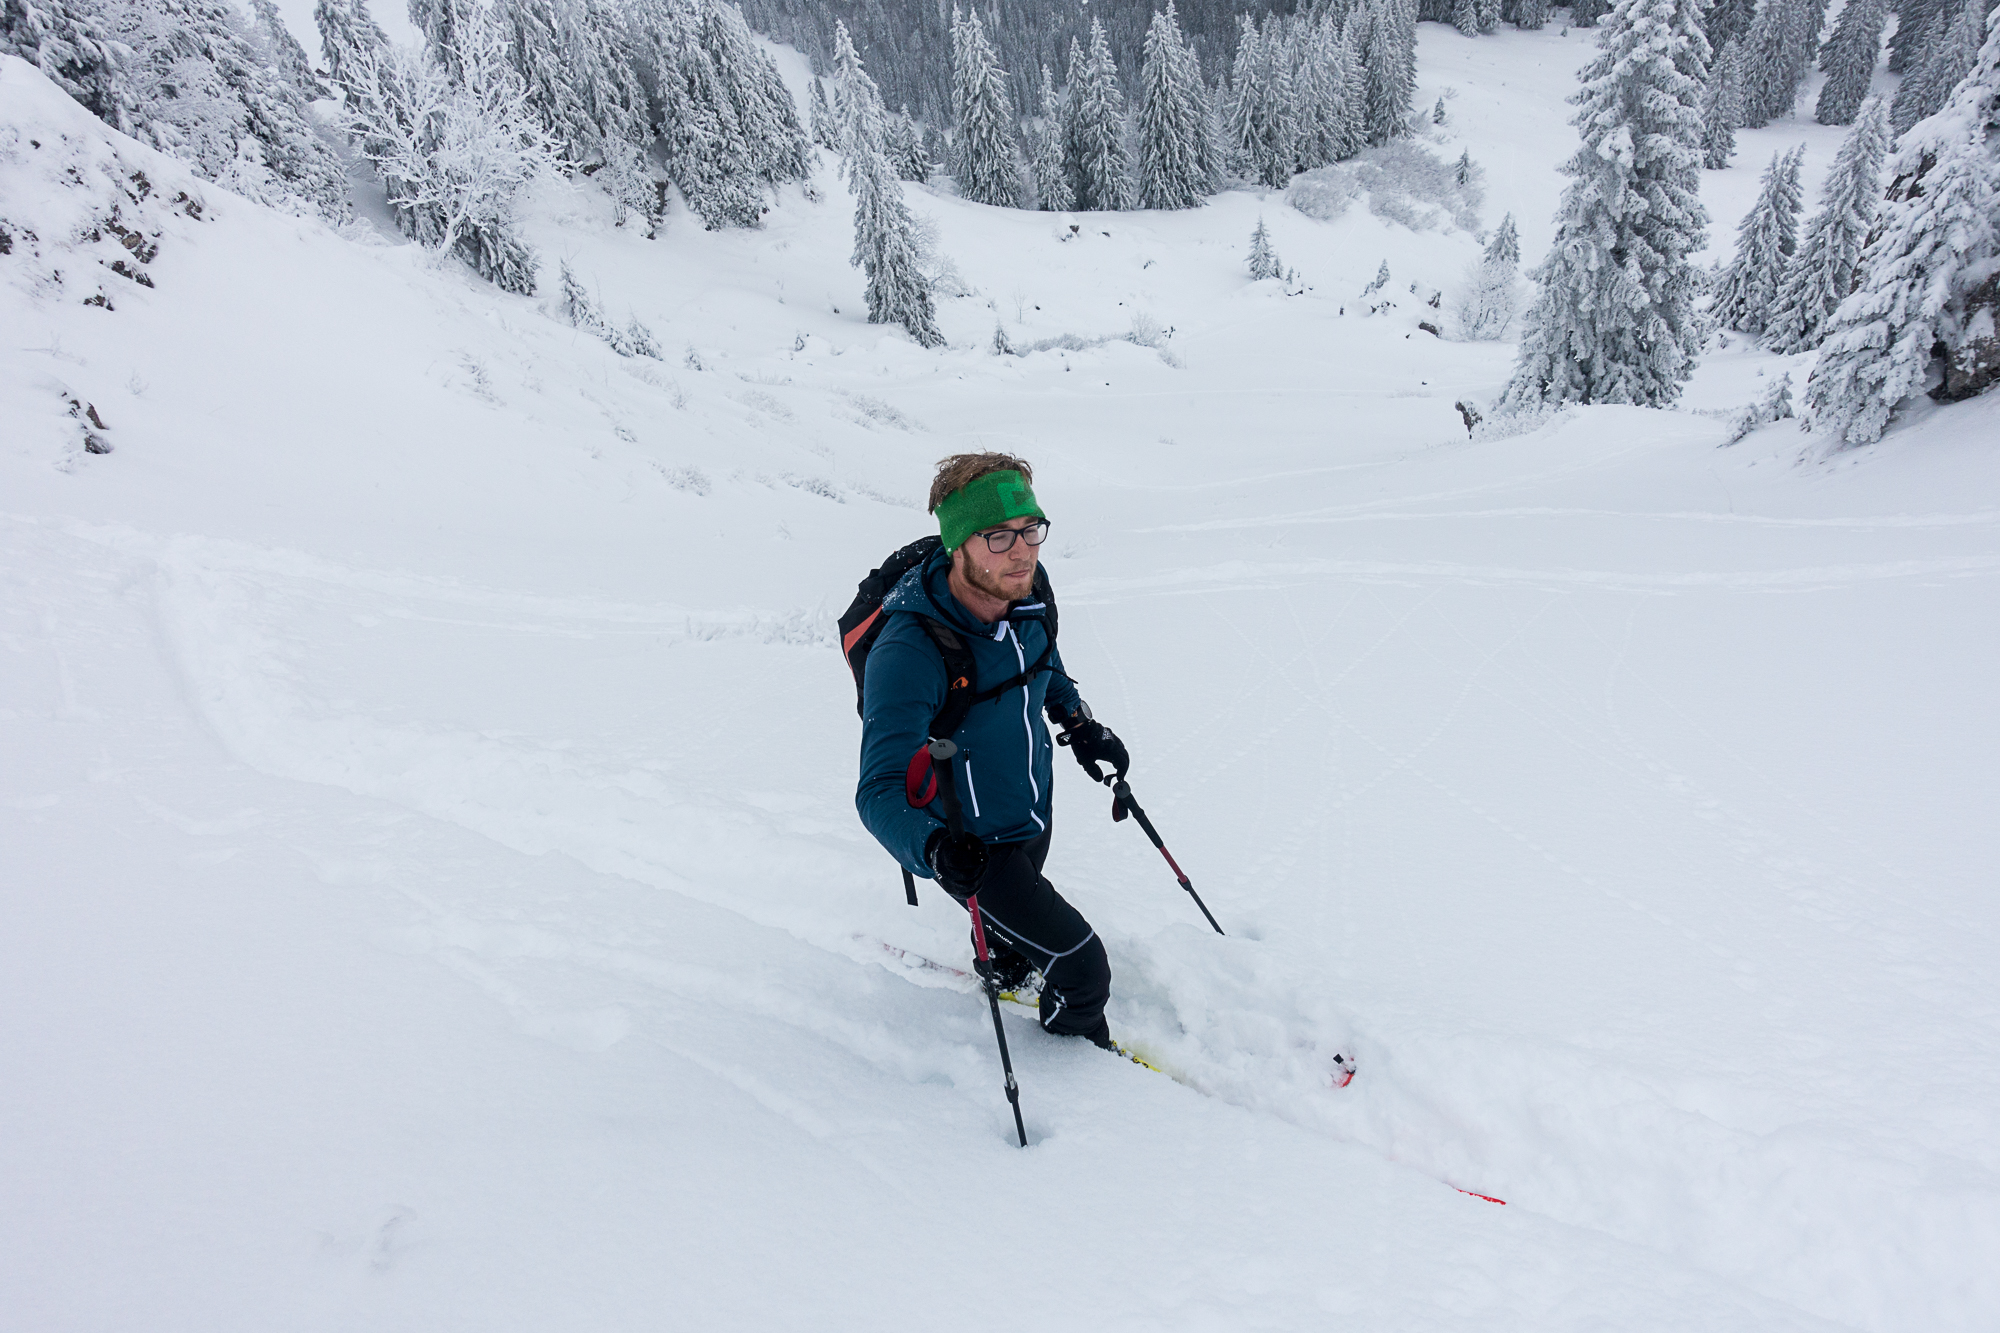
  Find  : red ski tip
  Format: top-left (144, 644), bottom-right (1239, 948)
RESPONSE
top-left (1453, 1187), bottom-right (1506, 1205)
top-left (1330, 1053), bottom-right (1356, 1088)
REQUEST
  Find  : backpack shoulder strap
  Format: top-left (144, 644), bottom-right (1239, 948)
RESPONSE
top-left (915, 615), bottom-right (980, 741)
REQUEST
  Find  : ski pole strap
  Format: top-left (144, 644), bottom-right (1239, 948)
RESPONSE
top-left (902, 865), bottom-right (918, 907)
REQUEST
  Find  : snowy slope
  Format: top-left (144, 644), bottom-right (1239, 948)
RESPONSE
top-left (5, 19), bottom-right (1999, 1333)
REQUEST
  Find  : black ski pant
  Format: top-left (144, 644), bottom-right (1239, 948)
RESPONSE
top-left (954, 830), bottom-right (1111, 1043)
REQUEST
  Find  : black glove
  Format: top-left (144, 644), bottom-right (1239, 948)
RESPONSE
top-left (926, 829), bottom-right (988, 896)
top-left (1059, 713), bottom-right (1129, 783)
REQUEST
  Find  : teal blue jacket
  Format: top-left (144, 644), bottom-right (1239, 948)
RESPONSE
top-left (856, 548), bottom-right (1084, 875)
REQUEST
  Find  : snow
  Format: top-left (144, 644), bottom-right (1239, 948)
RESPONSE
top-left (4, 15), bottom-right (1999, 1333)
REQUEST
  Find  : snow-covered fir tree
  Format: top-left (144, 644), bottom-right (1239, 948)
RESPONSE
top-left (1, 0), bottom-right (131, 129)
top-left (808, 77), bottom-right (838, 150)
top-left (1486, 210), bottom-right (1520, 265)
top-left (1137, 2), bottom-right (1213, 209)
top-left (1288, 12), bottom-right (1354, 171)
top-left (1737, 0), bottom-right (1796, 126)
top-left (313, 0), bottom-right (388, 91)
top-left (1705, 0), bottom-right (1757, 48)
top-left (1572, 0), bottom-right (1612, 25)
top-left (1227, 14), bottom-right (1295, 186)
top-left (1503, 0), bottom-right (1711, 410)
top-left (1247, 214), bottom-right (1282, 278)
top-left (948, 6), bottom-right (1018, 207)
top-left (1814, 0), bottom-right (1885, 124)
top-left (249, 0), bottom-right (326, 100)
top-left (628, 0), bottom-right (808, 230)
top-left (1066, 17), bottom-right (1132, 210)
top-left (1515, 0), bottom-right (1551, 29)
top-left (409, 0), bottom-right (478, 82)
top-left (1454, 211), bottom-right (1523, 338)
top-left (1701, 37), bottom-right (1745, 166)
top-left (335, 18), bottom-right (550, 291)
top-left (886, 105), bottom-right (930, 182)
top-left (1330, 15), bottom-right (1367, 157)
top-left (1889, 0), bottom-right (1946, 72)
top-left (1357, 0), bottom-right (1417, 145)
top-left (834, 21), bottom-right (944, 348)
top-left (1712, 144), bottom-right (1805, 335)
top-left (1892, 0), bottom-right (1984, 133)
top-left (107, 0), bottom-right (348, 219)
top-left (1028, 62), bottom-right (1072, 210)
top-left (1805, 17), bottom-right (2000, 446)
top-left (1766, 97), bottom-right (1890, 351)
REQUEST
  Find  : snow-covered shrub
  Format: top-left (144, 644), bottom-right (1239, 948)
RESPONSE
top-left (1727, 372), bottom-right (1794, 442)
top-left (1286, 140), bottom-right (1481, 233)
top-left (1287, 164), bottom-right (1360, 220)
top-left (1127, 309), bottom-right (1165, 347)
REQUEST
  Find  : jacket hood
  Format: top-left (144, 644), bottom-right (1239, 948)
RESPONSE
top-left (881, 545), bottom-right (1049, 639)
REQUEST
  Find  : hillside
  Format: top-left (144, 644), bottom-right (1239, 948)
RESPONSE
top-left (4, 15), bottom-right (2000, 1333)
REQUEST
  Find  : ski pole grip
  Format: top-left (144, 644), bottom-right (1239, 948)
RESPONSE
top-left (926, 737), bottom-right (965, 836)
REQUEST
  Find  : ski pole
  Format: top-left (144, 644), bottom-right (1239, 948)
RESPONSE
top-left (1107, 776), bottom-right (1225, 935)
top-left (928, 738), bottom-right (1027, 1148)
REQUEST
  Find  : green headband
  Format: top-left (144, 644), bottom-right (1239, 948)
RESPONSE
top-left (935, 469), bottom-right (1045, 551)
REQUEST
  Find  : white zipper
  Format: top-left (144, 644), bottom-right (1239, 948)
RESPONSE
top-left (962, 758), bottom-right (982, 817)
top-left (1005, 622), bottom-right (1046, 832)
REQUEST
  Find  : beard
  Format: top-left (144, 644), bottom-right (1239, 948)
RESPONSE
top-left (959, 549), bottom-right (1037, 603)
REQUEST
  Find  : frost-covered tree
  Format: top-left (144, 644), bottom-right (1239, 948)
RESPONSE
top-left (1892, 0), bottom-right (1983, 132)
top-left (1805, 21), bottom-right (2000, 446)
top-left (1486, 210), bottom-right (1520, 265)
top-left (339, 23), bottom-right (551, 291)
top-left (2, 0), bottom-right (131, 128)
top-left (808, 77), bottom-right (838, 149)
top-left (949, 6), bottom-right (1018, 207)
top-left (1502, 0), bottom-right (1711, 410)
top-left (1226, 14), bottom-right (1295, 185)
top-left (1767, 97), bottom-right (1890, 351)
top-left (1246, 214), bottom-right (1282, 278)
top-left (1067, 17), bottom-right (1131, 210)
top-left (1713, 144), bottom-right (1805, 334)
top-left (1028, 62), bottom-right (1071, 210)
top-left (1814, 0), bottom-right (1885, 123)
top-left (109, 0), bottom-right (348, 218)
top-left (834, 21), bottom-right (943, 347)
top-left (1138, 2), bottom-right (1213, 208)
top-left (1701, 36), bottom-right (1745, 165)
top-left (1514, 0), bottom-right (1550, 30)
top-left (1572, 0), bottom-right (1612, 25)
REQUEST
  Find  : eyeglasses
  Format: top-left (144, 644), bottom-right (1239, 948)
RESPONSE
top-left (975, 520), bottom-right (1051, 553)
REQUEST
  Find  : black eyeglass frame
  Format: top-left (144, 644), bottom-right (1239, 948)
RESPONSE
top-left (973, 519), bottom-right (1052, 553)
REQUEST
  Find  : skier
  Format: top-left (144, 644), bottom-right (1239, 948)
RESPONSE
top-left (855, 454), bottom-right (1128, 1047)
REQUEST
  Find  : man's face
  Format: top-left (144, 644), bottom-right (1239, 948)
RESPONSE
top-left (956, 516), bottom-right (1043, 602)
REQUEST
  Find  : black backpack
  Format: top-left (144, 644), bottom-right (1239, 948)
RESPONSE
top-left (839, 536), bottom-right (1060, 903)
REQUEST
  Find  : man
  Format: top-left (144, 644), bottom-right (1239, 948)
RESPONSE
top-left (856, 453), bottom-right (1129, 1047)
